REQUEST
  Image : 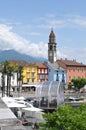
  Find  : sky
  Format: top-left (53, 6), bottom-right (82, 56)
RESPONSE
top-left (0, 0), bottom-right (86, 63)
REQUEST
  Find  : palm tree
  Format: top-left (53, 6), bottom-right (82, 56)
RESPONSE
top-left (0, 61), bottom-right (9, 97)
top-left (0, 61), bottom-right (14, 97)
top-left (16, 65), bottom-right (23, 96)
top-left (7, 66), bottom-right (14, 96)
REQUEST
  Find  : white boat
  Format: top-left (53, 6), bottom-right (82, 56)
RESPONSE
top-left (69, 96), bottom-right (84, 101)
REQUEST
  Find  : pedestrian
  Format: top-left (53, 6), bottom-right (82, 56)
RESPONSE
top-left (17, 109), bottom-right (22, 119)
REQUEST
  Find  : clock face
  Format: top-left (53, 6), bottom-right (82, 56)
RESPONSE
top-left (50, 52), bottom-right (52, 56)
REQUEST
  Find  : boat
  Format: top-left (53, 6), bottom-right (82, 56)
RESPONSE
top-left (69, 96), bottom-right (84, 101)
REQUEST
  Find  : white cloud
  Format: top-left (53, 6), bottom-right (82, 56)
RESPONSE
top-left (29, 32), bottom-right (40, 36)
top-left (34, 14), bottom-right (86, 29)
top-left (0, 24), bottom-right (48, 58)
top-left (57, 46), bottom-right (86, 64)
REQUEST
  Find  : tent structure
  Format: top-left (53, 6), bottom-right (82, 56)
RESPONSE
top-left (34, 81), bottom-right (64, 108)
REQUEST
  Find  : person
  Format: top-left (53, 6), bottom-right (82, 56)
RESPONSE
top-left (22, 112), bottom-right (25, 119)
top-left (17, 109), bottom-right (22, 119)
top-left (32, 122), bottom-right (39, 129)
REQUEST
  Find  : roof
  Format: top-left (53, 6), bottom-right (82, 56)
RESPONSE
top-left (57, 59), bottom-right (86, 67)
top-left (9, 60), bottom-right (28, 66)
top-left (33, 62), bottom-right (48, 69)
top-left (45, 61), bottom-right (65, 71)
top-left (27, 62), bottom-right (37, 67)
top-left (49, 29), bottom-right (55, 38)
top-left (9, 60), bottom-right (47, 68)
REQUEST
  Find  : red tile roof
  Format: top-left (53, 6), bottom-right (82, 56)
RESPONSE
top-left (9, 60), bottom-right (28, 66)
top-left (30, 62), bottom-right (47, 68)
top-left (57, 59), bottom-right (86, 67)
top-left (9, 60), bottom-right (48, 68)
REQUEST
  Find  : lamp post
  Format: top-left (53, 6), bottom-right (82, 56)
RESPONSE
top-left (56, 71), bottom-right (59, 81)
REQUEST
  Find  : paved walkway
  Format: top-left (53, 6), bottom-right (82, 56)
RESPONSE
top-left (12, 91), bottom-right (36, 98)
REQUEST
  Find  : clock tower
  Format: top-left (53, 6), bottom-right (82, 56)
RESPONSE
top-left (48, 29), bottom-right (57, 63)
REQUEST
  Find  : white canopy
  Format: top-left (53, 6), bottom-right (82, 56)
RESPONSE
top-left (2, 97), bottom-right (26, 108)
top-left (22, 107), bottom-right (43, 112)
top-left (6, 102), bottom-right (26, 108)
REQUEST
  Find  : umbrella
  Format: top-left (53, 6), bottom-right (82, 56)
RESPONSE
top-left (2, 97), bottom-right (26, 108)
top-left (21, 106), bottom-right (43, 118)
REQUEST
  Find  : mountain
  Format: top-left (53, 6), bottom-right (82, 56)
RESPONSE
top-left (0, 49), bottom-right (46, 62)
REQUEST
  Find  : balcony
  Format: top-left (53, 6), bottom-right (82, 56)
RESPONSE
top-left (27, 69), bottom-right (30, 72)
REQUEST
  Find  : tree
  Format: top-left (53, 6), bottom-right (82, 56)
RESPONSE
top-left (16, 65), bottom-right (23, 94)
top-left (39, 104), bottom-right (86, 130)
top-left (0, 61), bottom-right (9, 97)
top-left (6, 66), bottom-right (14, 96)
top-left (0, 61), bottom-right (14, 97)
top-left (71, 78), bottom-right (86, 90)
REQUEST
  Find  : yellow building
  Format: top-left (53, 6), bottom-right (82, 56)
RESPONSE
top-left (22, 63), bottom-right (38, 83)
top-left (9, 60), bottom-right (38, 83)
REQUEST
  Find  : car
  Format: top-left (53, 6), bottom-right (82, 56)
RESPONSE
top-left (24, 98), bottom-right (34, 105)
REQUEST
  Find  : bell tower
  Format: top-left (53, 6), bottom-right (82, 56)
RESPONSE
top-left (48, 29), bottom-right (57, 63)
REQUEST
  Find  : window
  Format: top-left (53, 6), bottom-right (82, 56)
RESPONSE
top-left (38, 69), bottom-right (40, 73)
top-left (32, 72), bottom-right (34, 78)
top-left (42, 69), bottom-right (44, 73)
top-left (78, 76), bottom-right (80, 78)
top-left (50, 45), bottom-right (52, 50)
top-left (27, 68), bottom-right (30, 72)
top-left (12, 81), bottom-right (14, 85)
top-left (12, 73), bottom-right (15, 80)
top-left (32, 67), bottom-right (34, 72)
top-left (27, 78), bottom-right (30, 82)
top-left (78, 69), bottom-right (79, 72)
top-left (32, 79), bottom-right (34, 82)
top-left (69, 76), bottom-right (71, 80)
top-left (45, 69), bottom-right (47, 74)
top-left (69, 69), bottom-right (71, 72)
top-left (54, 45), bottom-right (56, 50)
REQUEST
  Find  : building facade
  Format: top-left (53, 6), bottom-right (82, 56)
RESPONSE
top-left (57, 59), bottom-right (86, 85)
top-left (44, 61), bottom-right (66, 85)
top-left (22, 63), bottom-right (38, 84)
top-left (35, 62), bottom-right (48, 82)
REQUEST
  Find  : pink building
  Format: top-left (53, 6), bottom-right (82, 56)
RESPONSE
top-left (57, 59), bottom-right (86, 85)
top-left (35, 62), bottom-right (48, 82)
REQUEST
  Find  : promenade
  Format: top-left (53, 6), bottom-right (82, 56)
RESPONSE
top-left (12, 91), bottom-right (86, 108)
top-left (12, 90), bottom-right (86, 99)
top-left (12, 91), bottom-right (36, 98)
